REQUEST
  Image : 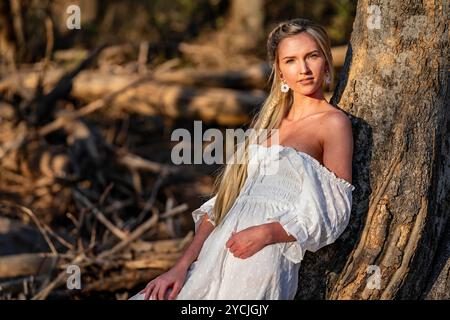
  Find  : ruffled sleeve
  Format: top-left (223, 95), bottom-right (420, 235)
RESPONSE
top-left (191, 194), bottom-right (217, 233)
top-left (266, 153), bottom-right (355, 264)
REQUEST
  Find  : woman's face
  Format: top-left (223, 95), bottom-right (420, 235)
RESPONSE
top-left (277, 32), bottom-right (328, 96)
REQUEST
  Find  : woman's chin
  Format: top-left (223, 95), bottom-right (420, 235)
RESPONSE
top-left (293, 87), bottom-right (321, 96)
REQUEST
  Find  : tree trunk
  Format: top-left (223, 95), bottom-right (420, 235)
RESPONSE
top-left (296, 0), bottom-right (449, 300)
top-left (225, 0), bottom-right (265, 53)
top-left (179, 0), bottom-right (264, 69)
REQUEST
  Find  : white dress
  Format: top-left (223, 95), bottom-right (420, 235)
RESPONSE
top-left (129, 144), bottom-right (355, 300)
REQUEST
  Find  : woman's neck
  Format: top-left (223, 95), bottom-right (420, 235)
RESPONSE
top-left (287, 90), bottom-right (327, 121)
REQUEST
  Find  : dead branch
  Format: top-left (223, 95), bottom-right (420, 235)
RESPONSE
top-left (72, 189), bottom-right (128, 241)
top-left (0, 253), bottom-right (60, 278)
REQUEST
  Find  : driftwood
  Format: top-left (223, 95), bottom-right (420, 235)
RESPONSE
top-left (0, 69), bottom-right (267, 126)
top-left (72, 189), bottom-right (129, 241)
top-left (151, 63), bottom-right (272, 89)
top-left (70, 73), bottom-right (266, 125)
top-left (83, 269), bottom-right (162, 292)
top-left (0, 253), bottom-right (60, 278)
top-left (31, 231), bottom-right (193, 300)
top-left (25, 44), bottom-right (107, 125)
top-left (0, 79), bottom-right (209, 299)
top-left (0, 275), bottom-right (47, 298)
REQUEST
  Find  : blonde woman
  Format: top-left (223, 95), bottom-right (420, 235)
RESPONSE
top-left (130, 18), bottom-right (355, 300)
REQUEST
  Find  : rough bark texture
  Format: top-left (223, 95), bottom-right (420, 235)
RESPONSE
top-left (296, 0), bottom-right (449, 300)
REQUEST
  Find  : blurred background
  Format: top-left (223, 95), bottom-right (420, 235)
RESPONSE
top-left (0, 0), bottom-right (356, 299)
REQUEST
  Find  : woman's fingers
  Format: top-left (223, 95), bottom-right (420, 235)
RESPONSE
top-left (139, 282), bottom-right (151, 294)
top-left (226, 231), bottom-right (237, 248)
top-left (151, 282), bottom-right (161, 300)
top-left (229, 241), bottom-right (242, 254)
top-left (233, 250), bottom-right (243, 258)
top-left (168, 282), bottom-right (181, 300)
top-left (227, 238), bottom-right (238, 250)
top-left (144, 281), bottom-right (156, 300)
top-left (158, 282), bottom-right (169, 300)
top-left (233, 246), bottom-right (251, 258)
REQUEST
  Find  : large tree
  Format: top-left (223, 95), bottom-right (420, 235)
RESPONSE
top-left (296, 0), bottom-right (449, 299)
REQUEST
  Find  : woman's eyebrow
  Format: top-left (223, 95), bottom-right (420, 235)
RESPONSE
top-left (282, 50), bottom-right (320, 59)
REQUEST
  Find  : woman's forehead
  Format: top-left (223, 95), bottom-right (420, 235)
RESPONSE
top-left (278, 33), bottom-right (319, 57)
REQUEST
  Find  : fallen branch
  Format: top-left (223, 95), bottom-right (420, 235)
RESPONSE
top-left (72, 189), bottom-right (128, 241)
top-left (0, 253), bottom-right (60, 278)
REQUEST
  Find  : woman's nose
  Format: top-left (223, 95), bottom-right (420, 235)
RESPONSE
top-left (298, 60), bottom-right (310, 74)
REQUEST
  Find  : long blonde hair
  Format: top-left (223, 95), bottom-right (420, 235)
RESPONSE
top-left (210, 18), bottom-right (335, 226)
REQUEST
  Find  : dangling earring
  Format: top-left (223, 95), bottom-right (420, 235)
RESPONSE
top-left (280, 80), bottom-right (290, 93)
top-left (324, 73), bottom-right (331, 86)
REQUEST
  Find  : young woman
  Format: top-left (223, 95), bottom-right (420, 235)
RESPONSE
top-left (130, 18), bottom-right (355, 300)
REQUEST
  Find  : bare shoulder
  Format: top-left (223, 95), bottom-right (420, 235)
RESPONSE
top-left (319, 105), bottom-right (354, 184)
top-left (320, 106), bottom-right (352, 134)
top-left (318, 105), bottom-right (353, 152)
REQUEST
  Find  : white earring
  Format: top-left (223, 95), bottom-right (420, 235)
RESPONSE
top-left (325, 74), bottom-right (331, 86)
top-left (280, 80), bottom-right (290, 93)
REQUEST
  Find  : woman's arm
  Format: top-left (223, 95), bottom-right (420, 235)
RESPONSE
top-left (225, 221), bottom-right (296, 259)
top-left (172, 214), bottom-right (215, 272)
top-left (140, 214), bottom-right (214, 300)
top-left (262, 221), bottom-right (296, 245)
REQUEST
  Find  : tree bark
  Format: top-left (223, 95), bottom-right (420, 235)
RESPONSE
top-left (179, 0), bottom-right (265, 69)
top-left (225, 0), bottom-right (265, 53)
top-left (297, 0), bottom-right (449, 300)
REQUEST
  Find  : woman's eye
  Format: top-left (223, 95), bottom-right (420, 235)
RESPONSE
top-left (309, 54), bottom-right (320, 59)
top-left (286, 59), bottom-right (293, 63)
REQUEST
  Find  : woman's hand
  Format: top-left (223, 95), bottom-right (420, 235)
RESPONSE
top-left (225, 224), bottom-right (271, 259)
top-left (140, 264), bottom-right (188, 300)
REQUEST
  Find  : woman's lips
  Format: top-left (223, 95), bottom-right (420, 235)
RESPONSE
top-left (298, 78), bottom-right (314, 84)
